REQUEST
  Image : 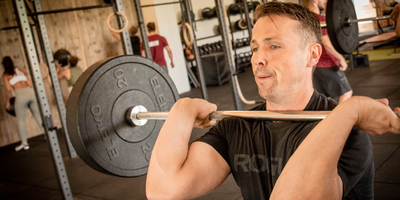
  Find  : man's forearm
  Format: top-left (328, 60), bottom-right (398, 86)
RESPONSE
top-left (271, 97), bottom-right (360, 199)
top-left (325, 44), bottom-right (345, 63)
top-left (146, 99), bottom-right (200, 198)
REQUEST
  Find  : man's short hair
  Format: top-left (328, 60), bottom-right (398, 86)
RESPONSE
top-left (129, 26), bottom-right (138, 35)
top-left (254, 2), bottom-right (322, 48)
top-left (147, 22), bottom-right (156, 32)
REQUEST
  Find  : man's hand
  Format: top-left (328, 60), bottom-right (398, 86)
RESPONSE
top-left (339, 58), bottom-right (348, 71)
top-left (5, 102), bottom-right (10, 110)
top-left (171, 61), bottom-right (175, 68)
top-left (171, 98), bottom-right (217, 128)
top-left (350, 97), bottom-right (400, 135)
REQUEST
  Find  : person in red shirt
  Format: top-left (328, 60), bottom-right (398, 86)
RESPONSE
top-left (308, 0), bottom-right (353, 103)
top-left (141, 22), bottom-right (174, 73)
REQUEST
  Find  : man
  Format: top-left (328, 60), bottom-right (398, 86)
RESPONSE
top-left (141, 22), bottom-right (174, 73)
top-left (146, 2), bottom-right (400, 200)
top-left (308, 0), bottom-right (353, 103)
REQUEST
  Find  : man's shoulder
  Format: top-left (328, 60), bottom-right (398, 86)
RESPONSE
top-left (305, 91), bottom-right (338, 111)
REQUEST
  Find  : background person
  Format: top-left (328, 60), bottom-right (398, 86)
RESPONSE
top-left (146, 2), bottom-right (400, 200)
top-left (56, 55), bottom-right (83, 93)
top-left (110, 24), bottom-right (141, 55)
top-left (141, 22), bottom-right (174, 73)
top-left (2, 56), bottom-right (43, 151)
top-left (308, 0), bottom-right (353, 103)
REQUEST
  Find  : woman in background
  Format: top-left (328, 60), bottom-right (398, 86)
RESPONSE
top-left (2, 56), bottom-right (43, 151)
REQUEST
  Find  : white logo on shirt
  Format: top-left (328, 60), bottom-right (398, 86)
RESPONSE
top-left (149, 40), bottom-right (159, 47)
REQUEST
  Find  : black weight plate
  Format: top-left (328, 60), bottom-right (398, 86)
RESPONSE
top-left (5, 97), bottom-right (16, 116)
top-left (66, 55), bottom-right (180, 177)
top-left (326, 0), bottom-right (358, 54)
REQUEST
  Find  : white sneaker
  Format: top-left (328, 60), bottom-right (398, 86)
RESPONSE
top-left (15, 144), bottom-right (29, 151)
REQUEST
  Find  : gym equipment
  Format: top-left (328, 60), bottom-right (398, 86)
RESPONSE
top-left (67, 55), bottom-right (400, 177)
top-left (244, 52), bottom-right (251, 62)
top-left (234, 19), bottom-right (247, 30)
top-left (67, 55), bottom-right (179, 177)
top-left (324, 0), bottom-right (391, 54)
top-left (53, 49), bottom-right (70, 67)
top-left (228, 3), bottom-right (242, 15)
top-left (5, 97), bottom-right (16, 116)
top-left (201, 7), bottom-right (215, 19)
top-left (251, 18), bottom-right (256, 27)
top-left (247, 1), bottom-right (260, 11)
top-left (107, 12), bottom-right (129, 33)
top-left (242, 37), bottom-right (250, 46)
top-left (235, 38), bottom-right (244, 48)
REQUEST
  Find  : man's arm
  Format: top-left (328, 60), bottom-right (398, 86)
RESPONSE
top-left (270, 96), bottom-right (400, 200)
top-left (110, 30), bottom-right (121, 41)
top-left (146, 98), bottom-right (231, 200)
top-left (165, 46), bottom-right (174, 68)
top-left (322, 35), bottom-right (348, 71)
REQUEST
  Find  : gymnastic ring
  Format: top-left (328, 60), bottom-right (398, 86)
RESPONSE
top-left (238, 19), bottom-right (247, 30)
top-left (182, 23), bottom-right (194, 46)
top-left (251, 18), bottom-right (256, 27)
top-left (107, 12), bottom-right (129, 33)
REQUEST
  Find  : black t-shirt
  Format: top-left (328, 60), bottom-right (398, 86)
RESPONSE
top-left (196, 91), bottom-right (374, 200)
top-left (131, 36), bottom-right (141, 55)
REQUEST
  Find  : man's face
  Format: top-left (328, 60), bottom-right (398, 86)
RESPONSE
top-left (250, 15), bottom-right (310, 101)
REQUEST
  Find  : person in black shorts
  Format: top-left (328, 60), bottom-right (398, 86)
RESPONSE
top-left (110, 25), bottom-right (141, 55)
top-left (308, 0), bottom-right (353, 103)
top-left (146, 2), bottom-right (400, 200)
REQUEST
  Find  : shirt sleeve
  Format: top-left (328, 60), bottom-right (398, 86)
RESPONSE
top-left (195, 118), bottom-right (231, 164)
top-left (317, 14), bottom-right (328, 36)
top-left (162, 36), bottom-right (169, 47)
top-left (337, 128), bottom-right (374, 199)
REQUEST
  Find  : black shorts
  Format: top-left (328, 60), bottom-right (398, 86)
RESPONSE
top-left (313, 66), bottom-right (352, 99)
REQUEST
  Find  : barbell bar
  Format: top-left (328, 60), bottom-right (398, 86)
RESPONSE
top-left (129, 105), bottom-right (400, 126)
top-left (320, 15), bottom-right (391, 28)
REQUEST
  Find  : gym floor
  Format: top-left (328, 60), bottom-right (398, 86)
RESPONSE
top-left (1, 33), bottom-right (400, 200)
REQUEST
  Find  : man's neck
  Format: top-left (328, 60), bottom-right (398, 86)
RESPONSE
top-left (148, 31), bottom-right (156, 36)
top-left (266, 86), bottom-right (315, 112)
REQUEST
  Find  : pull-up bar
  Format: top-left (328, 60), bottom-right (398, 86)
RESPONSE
top-left (27, 4), bottom-right (112, 16)
top-left (141, 1), bottom-right (179, 8)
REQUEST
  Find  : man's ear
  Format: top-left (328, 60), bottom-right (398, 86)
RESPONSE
top-left (307, 43), bottom-right (322, 68)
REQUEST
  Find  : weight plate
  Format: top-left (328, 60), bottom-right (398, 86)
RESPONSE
top-left (326, 0), bottom-right (358, 54)
top-left (66, 55), bottom-right (180, 177)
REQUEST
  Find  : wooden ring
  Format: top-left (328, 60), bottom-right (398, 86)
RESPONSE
top-left (107, 12), bottom-right (129, 33)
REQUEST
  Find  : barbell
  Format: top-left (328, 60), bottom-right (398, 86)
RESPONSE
top-left (322, 0), bottom-right (393, 54)
top-left (66, 55), bottom-right (400, 177)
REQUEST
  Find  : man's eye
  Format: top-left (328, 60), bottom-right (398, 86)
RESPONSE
top-left (271, 45), bottom-right (279, 49)
top-left (252, 47), bottom-right (258, 52)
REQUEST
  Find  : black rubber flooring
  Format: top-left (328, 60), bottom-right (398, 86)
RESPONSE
top-left (1, 56), bottom-right (400, 200)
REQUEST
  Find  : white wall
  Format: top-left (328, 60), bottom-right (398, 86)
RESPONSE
top-left (142, 0), bottom-right (191, 94)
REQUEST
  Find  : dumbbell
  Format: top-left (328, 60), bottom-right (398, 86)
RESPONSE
top-left (244, 52), bottom-right (251, 62)
top-left (242, 37), bottom-right (250, 46)
top-left (235, 38), bottom-right (244, 48)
